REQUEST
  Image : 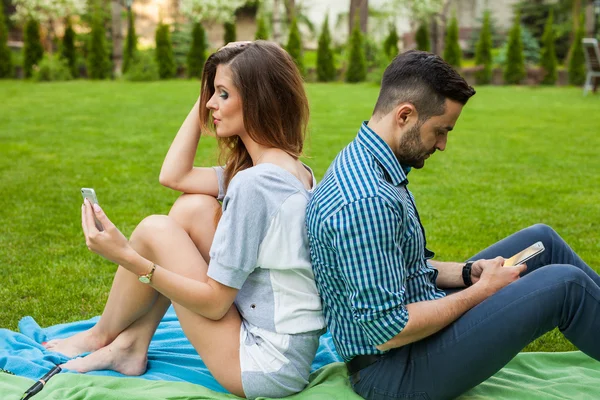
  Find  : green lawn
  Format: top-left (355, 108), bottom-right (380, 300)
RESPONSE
top-left (1, 81), bottom-right (599, 354)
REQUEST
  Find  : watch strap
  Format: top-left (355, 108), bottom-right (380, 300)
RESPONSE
top-left (462, 261), bottom-right (474, 287)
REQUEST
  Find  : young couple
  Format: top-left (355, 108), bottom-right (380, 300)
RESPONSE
top-left (45, 41), bottom-right (600, 400)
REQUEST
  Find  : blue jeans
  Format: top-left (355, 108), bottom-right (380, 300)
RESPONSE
top-left (352, 224), bottom-right (600, 400)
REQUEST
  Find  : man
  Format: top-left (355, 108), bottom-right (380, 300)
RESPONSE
top-left (306, 50), bottom-right (600, 400)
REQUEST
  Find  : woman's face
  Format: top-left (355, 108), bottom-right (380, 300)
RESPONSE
top-left (206, 64), bottom-right (245, 138)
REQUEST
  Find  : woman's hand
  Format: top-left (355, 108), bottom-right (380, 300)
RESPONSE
top-left (81, 198), bottom-right (135, 266)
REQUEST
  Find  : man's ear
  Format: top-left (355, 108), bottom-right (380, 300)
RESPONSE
top-left (395, 103), bottom-right (418, 128)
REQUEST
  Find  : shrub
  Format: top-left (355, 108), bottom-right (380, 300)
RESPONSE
top-left (286, 17), bottom-right (304, 76)
top-left (155, 22), bottom-right (176, 79)
top-left (345, 16), bottom-right (366, 83)
top-left (87, 9), bottom-right (109, 79)
top-left (125, 50), bottom-right (159, 81)
top-left (316, 15), bottom-right (335, 82)
top-left (567, 14), bottom-right (585, 86)
top-left (443, 15), bottom-right (461, 67)
top-left (33, 54), bottom-right (72, 82)
top-left (494, 25), bottom-right (539, 66)
top-left (539, 9), bottom-right (557, 85)
top-left (122, 7), bottom-right (137, 75)
top-left (503, 12), bottom-right (525, 84)
top-left (171, 22), bottom-right (192, 73)
top-left (0, 1), bottom-right (11, 78)
top-left (187, 22), bottom-right (206, 79)
top-left (474, 10), bottom-right (492, 85)
top-left (23, 18), bottom-right (44, 78)
top-left (383, 23), bottom-right (399, 58)
top-left (61, 17), bottom-right (77, 78)
top-left (224, 21), bottom-right (236, 45)
top-left (255, 14), bottom-right (268, 40)
top-left (415, 22), bottom-right (430, 52)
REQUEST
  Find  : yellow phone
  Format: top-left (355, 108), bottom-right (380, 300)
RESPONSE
top-left (80, 187), bottom-right (104, 231)
top-left (504, 241), bottom-right (545, 267)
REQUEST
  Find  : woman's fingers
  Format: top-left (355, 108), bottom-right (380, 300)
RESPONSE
top-left (81, 202), bottom-right (89, 238)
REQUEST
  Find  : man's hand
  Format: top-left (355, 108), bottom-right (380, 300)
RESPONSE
top-left (475, 256), bottom-right (527, 294)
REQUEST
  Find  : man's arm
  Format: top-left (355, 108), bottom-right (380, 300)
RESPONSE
top-left (376, 257), bottom-right (526, 351)
top-left (429, 260), bottom-right (465, 288)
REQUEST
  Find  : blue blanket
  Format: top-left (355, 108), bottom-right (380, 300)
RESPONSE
top-left (0, 306), bottom-right (342, 393)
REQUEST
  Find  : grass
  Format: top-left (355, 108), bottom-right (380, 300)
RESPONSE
top-left (1, 81), bottom-right (599, 354)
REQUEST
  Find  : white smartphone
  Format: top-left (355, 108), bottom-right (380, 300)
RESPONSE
top-left (80, 187), bottom-right (104, 231)
top-left (504, 241), bottom-right (545, 267)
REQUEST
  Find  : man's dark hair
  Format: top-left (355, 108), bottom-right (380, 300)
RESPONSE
top-left (373, 50), bottom-right (476, 120)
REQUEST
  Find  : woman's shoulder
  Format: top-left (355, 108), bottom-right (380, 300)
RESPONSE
top-left (228, 164), bottom-right (309, 196)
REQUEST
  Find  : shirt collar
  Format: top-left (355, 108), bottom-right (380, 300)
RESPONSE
top-left (356, 121), bottom-right (409, 186)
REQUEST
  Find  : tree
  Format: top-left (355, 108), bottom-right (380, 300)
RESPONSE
top-left (224, 21), bottom-right (236, 44)
top-left (122, 6), bottom-right (136, 75)
top-left (345, 16), bottom-right (366, 83)
top-left (539, 9), bottom-right (557, 85)
top-left (87, 6), bottom-right (109, 79)
top-left (317, 15), bottom-right (335, 82)
top-left (503, 12), bottom-right (525, 85)
top-left (180, 0), bottom-right (245, 24)
top-left (61, 17), bottom-right (76, 78)
top-left (443, 14), bottom-right (461, 67)
top-left (568, 13), bottom-right (585, 86)
top-left (255, 13), bottom-right (268, 40)
top-left (23, 18), bottom-right (43, 78)
top-left (187, 22), bottom-right (206, 79)
top-left (383, 23), bottom-right (399, 58)
top-left (415, 22), bottom-right (430, 52)
top-left (349, 0), bottom-right (368, 36)
top-left (474, 10), bottom-right (492, 85)
top-left (286, 16), bottom-right (304, 76)
top-left (155, 22), bottom-right (176, 79)
top-left (0, 1), bottom-right (11, 78)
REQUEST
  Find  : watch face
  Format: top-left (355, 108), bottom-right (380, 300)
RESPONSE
top-left (139, 276), bottom-right (150, 284)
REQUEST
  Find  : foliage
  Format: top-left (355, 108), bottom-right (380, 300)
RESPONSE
top-left (286, 16), bottom-right (304, 77)
top-left (23, 17), bottom-right (43, 78)
top-left (503, 12), bottom-right (525, 85)
top-left (345, 16), bottom-right (366, 83)
top-left (61, 17), bottom-right (77, 78)
top-left (316, 15), bottom-right (335, 82)
top-left (474, 10), bottom-right (492, 85)
top-left (387, 0), bottom-right (446, 23)
top-left (33, 53), bottom-right (72, 81)
top-left (383, 23), bottom-right (399, 58)
top-left (443, 14), bottom-right (461, 67)
top-left (122, 7), bottom-right (137, 75)
top-left (223, 21), bottom-right (236, 44)
top-left (179, 0), bottom-right (245, 23)
top-left (415, 22), bottom-right (430, 52)
top-left (171, 22), bottom-right (192, 72)
top-left (87, 6), bottom-right (109, 80)
top-left (466, 11), bottom-right (503, 58)
top-left (12, 0), bottom-right (86, 24)
top-left (0, 1), bottom-right (11, 78)
top-left (155, 22), bottom-right (176, 79)
top-left (187, 22), bottom-right (206, 79)
top-left (567, 14), bottom-right (585, 86)
top-left (255, 13), bottom-right (269, 40)
top-left (494, 25), bottom-right (539, 66)
top-left (539, 9), bottom-right (557, 85)
top-left (125, 50), bottom-right (159, 81)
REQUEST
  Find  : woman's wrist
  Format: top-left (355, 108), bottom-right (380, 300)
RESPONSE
top-left (120, 248), bottom-right (151, 276)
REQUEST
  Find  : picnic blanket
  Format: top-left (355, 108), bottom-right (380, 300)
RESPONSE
top-left (1, 307), bottom-right (599, 399)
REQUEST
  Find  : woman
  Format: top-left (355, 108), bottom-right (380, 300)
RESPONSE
top-left (44, 41), bottom-right (325, 399)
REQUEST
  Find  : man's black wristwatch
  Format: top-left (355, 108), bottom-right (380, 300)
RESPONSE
top-left (462, 261), bottom-right (474, 287)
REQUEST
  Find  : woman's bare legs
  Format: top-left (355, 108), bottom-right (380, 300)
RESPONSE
top-left (45, 195), bottom-right (221, 354)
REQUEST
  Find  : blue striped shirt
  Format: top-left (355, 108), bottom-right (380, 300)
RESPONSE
top-left (306, 122), bottom-right (445, 361)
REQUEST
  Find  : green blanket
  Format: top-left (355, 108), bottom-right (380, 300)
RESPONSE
top-left (1, 352), bottom-right (598, 399)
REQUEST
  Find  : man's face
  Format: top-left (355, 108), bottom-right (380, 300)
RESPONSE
top-left (396, 99), bottom-right (464, 169)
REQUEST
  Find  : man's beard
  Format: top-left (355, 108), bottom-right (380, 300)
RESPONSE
top-left (396, 123), bottom-right (434, 169)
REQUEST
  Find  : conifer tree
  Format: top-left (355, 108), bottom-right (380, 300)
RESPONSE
top-left (187, 22), bottom-right (206, 79)
top-left (567, 14), bottom-right (585, 86)
top-left (345, 16), bottom-right (366, 83)
top-left (87, 5), bottom-right (109, 79)
top-left (123, 7), bottom-right (137, 75)
top-left (61, 17), bottom-right (77, 78)
top-left (155, 22), bottom-right (176, 79)
top-left (255, 15), bottom-right (268, 40)
top-left (540, 9), bottom-right (557, 85)
top-left (443, 15), bottom-right (461, 67)
top-left (383, 23), bottom-right (399, 58)
top-left (503, 12), bottom-right (525, 84)
top-left (286, 17), bottom-right (304, 76)
top-left (0, 2), bottom-right (12, 78)
top-left (316, 15), bottom-right (335, 82)
top-left (415, 22), bottom-right (430, 52)
top-left (224, 21), bottom-right (236, 44)
top-left (474, 10), bottom-right (492, 84)
top-left (23, 18), bottom-right (44, 78)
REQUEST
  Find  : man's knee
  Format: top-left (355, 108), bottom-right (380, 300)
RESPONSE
top-left (541, 264), bottom-right (587, 286)
top-left (526, 223), bottom-right (558, 243)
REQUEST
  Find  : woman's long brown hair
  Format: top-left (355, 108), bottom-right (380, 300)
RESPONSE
top-left (199, 41), bottom-right (309, 196)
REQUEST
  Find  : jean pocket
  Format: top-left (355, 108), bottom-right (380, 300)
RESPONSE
top-left (372, 388), bottom-right (430, 400)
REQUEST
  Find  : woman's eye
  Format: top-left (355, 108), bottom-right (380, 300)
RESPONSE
top-left (219, 91), bottom-right (229, 99)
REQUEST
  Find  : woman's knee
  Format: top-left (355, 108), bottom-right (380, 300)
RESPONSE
top-left (130, 215), bottom-right (175, 245)
top-left (169, 194), bottom-right (220, 228)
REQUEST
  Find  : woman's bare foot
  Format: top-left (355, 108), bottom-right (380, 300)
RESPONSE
top-left (60, 333), bottom-right (148, 376)
top-left (44, 328), bottom-right (111, 358)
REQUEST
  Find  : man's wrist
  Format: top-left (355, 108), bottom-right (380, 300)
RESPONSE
top-left (462, 261), bottom-right (474, 287)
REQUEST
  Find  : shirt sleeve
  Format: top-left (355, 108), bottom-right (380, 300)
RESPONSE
top-left (207, 171), bottom-right (275, 289)
top-left (212, 166), bottom-right (225, 201)
top-left (329, 196), bottom-right (409, 346)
